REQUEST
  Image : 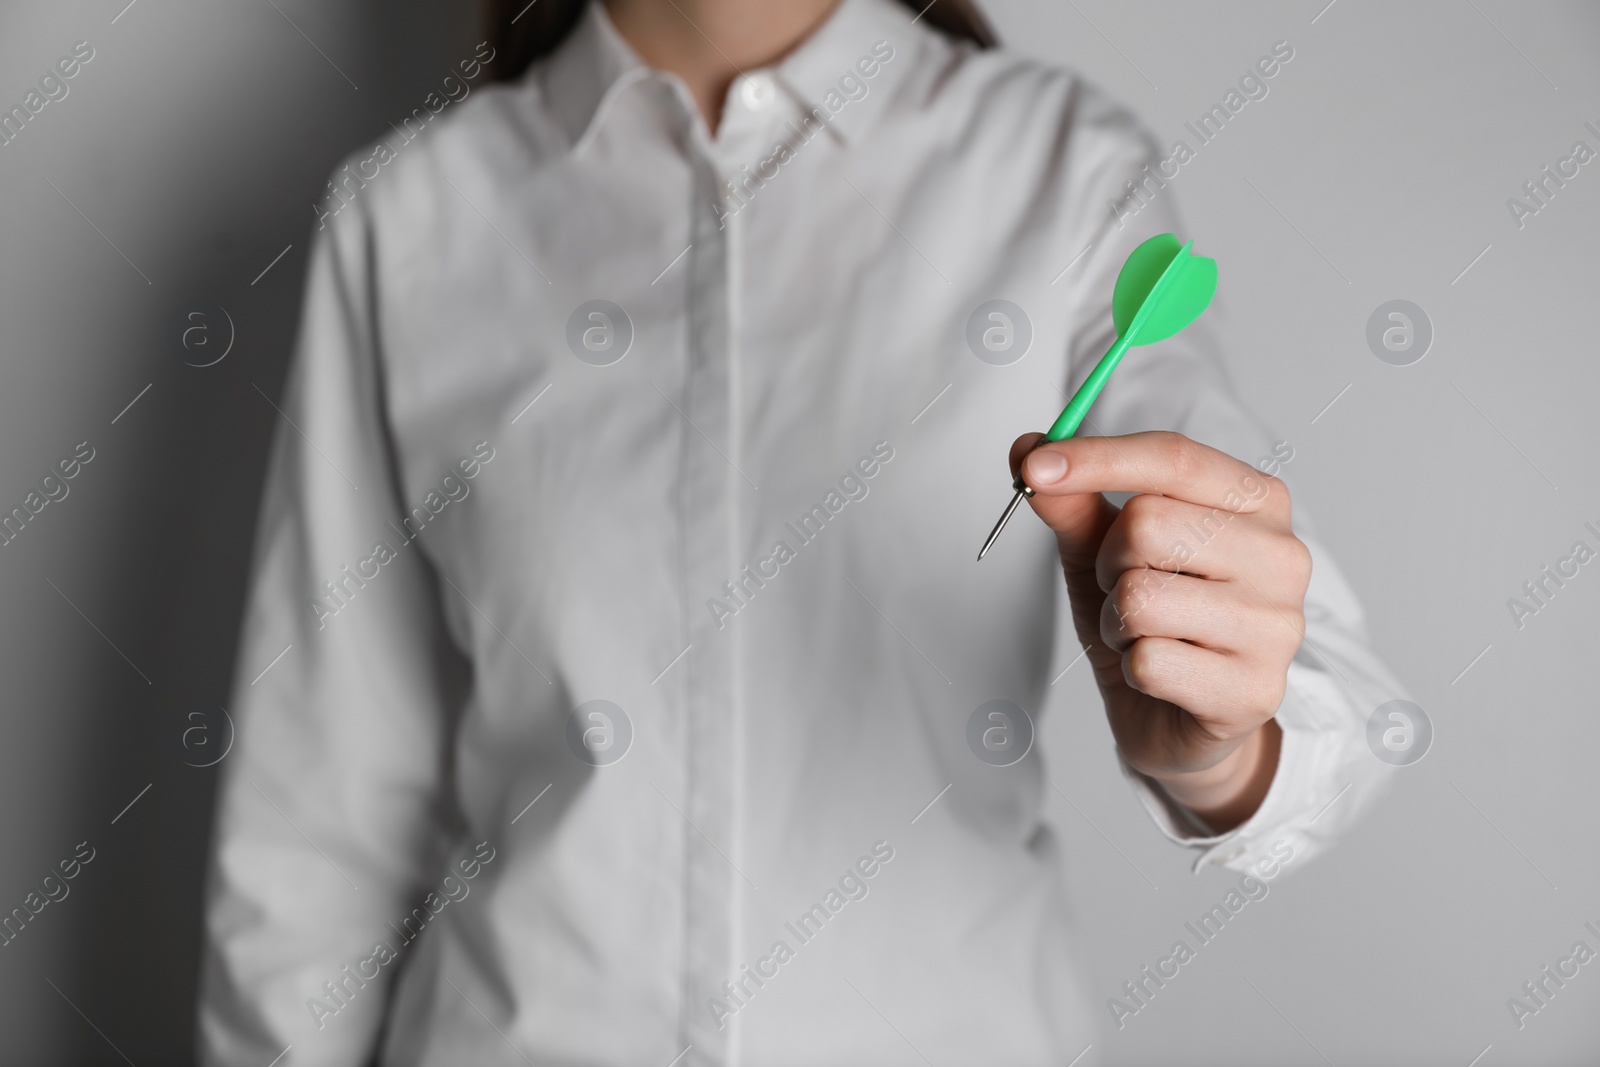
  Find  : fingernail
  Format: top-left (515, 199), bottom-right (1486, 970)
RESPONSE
top-left (1026, 450), bottom-right (1067, 486)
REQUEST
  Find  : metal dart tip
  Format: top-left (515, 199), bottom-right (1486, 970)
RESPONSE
top-left (976, 476), bottom-right (1034, 561)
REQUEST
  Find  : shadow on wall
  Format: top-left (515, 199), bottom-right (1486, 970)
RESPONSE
top-left (0, 2), bottom-right (483, 1063)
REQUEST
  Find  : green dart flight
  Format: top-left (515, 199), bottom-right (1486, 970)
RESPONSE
top-left (977, 232), bottom-right (1219, 561)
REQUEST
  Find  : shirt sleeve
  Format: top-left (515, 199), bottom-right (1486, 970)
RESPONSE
top-left (1058, 126), bottom-right (1405, 877)
top-left (197, 190), bottom-right (465, 1065)
top-left (1114, 539), bottom-right (1405, 876)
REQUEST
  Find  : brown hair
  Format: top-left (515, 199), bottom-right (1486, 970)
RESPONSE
top-left (481, 0), bottom-right (996, 82)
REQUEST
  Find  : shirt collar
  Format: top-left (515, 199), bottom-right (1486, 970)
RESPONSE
top-left (538, 1), bottom-right (655, 153)
top-left (539, 0), bottom-right (927, 152)
top-left (769, 0), bottom-right (922, 144)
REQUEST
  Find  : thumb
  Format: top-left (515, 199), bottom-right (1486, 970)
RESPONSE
top-left (1008, 433), bottom-right (1119, 579)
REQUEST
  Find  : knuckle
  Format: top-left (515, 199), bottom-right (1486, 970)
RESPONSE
top-left (1257, 472), bottom-right (1293, 516)
top-left (1255, 673), bottom-right (1288, 717)
top-left (1263, 613), bottom-right (1305, 662)
top-left (1120, 494), bottom-right (1173, 554)
top-left (1287, 537), bottom-right (1314, 585)
top-left (1292, 533), bottom-right (1313, 570)
top-left (1265, 535), bottom-right (1313, 596)
top-left (1163, 433), bottom-right (1200, 481)
top-left (1288, 606), bottom-right (1309, 644)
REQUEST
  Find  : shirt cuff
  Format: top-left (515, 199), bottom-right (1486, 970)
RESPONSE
top-left (1118, 662), bottom-right (1348, 875)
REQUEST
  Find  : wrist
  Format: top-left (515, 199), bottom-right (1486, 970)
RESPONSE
top-left (1149, 718), bottom-right (1282, 834)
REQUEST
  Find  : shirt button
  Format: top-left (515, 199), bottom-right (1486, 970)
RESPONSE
top-left (740, 75), bottom-right (775, 110)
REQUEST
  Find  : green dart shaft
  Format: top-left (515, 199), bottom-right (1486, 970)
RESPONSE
top-left (977, 233), bottom-right (1217, 562)
top-left (1045, 331), bottom-right (1133, 442)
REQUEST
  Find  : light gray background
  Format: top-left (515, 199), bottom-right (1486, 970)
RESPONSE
top-left (0, 1), bottom-right (1595, 1064)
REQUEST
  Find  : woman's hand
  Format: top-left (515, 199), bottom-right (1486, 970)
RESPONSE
top-left (1010, 430), bottom-right (1311, 833)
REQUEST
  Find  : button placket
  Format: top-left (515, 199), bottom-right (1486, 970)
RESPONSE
top-left (671, 141), bottom-right (743, 1067)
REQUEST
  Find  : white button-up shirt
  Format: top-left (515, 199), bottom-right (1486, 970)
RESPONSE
top-left (199, 1), bottom-right (1404, 1064)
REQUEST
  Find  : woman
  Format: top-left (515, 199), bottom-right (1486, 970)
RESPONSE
top-left (199, 0), bottom-right (1403, 1063)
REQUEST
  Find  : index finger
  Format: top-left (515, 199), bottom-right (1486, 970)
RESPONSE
top-left (1021, 431), bottom-right (1283, 515)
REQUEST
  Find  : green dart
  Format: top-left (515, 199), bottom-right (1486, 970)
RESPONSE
top-left (977, 232), bottom-right (1218, 561)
